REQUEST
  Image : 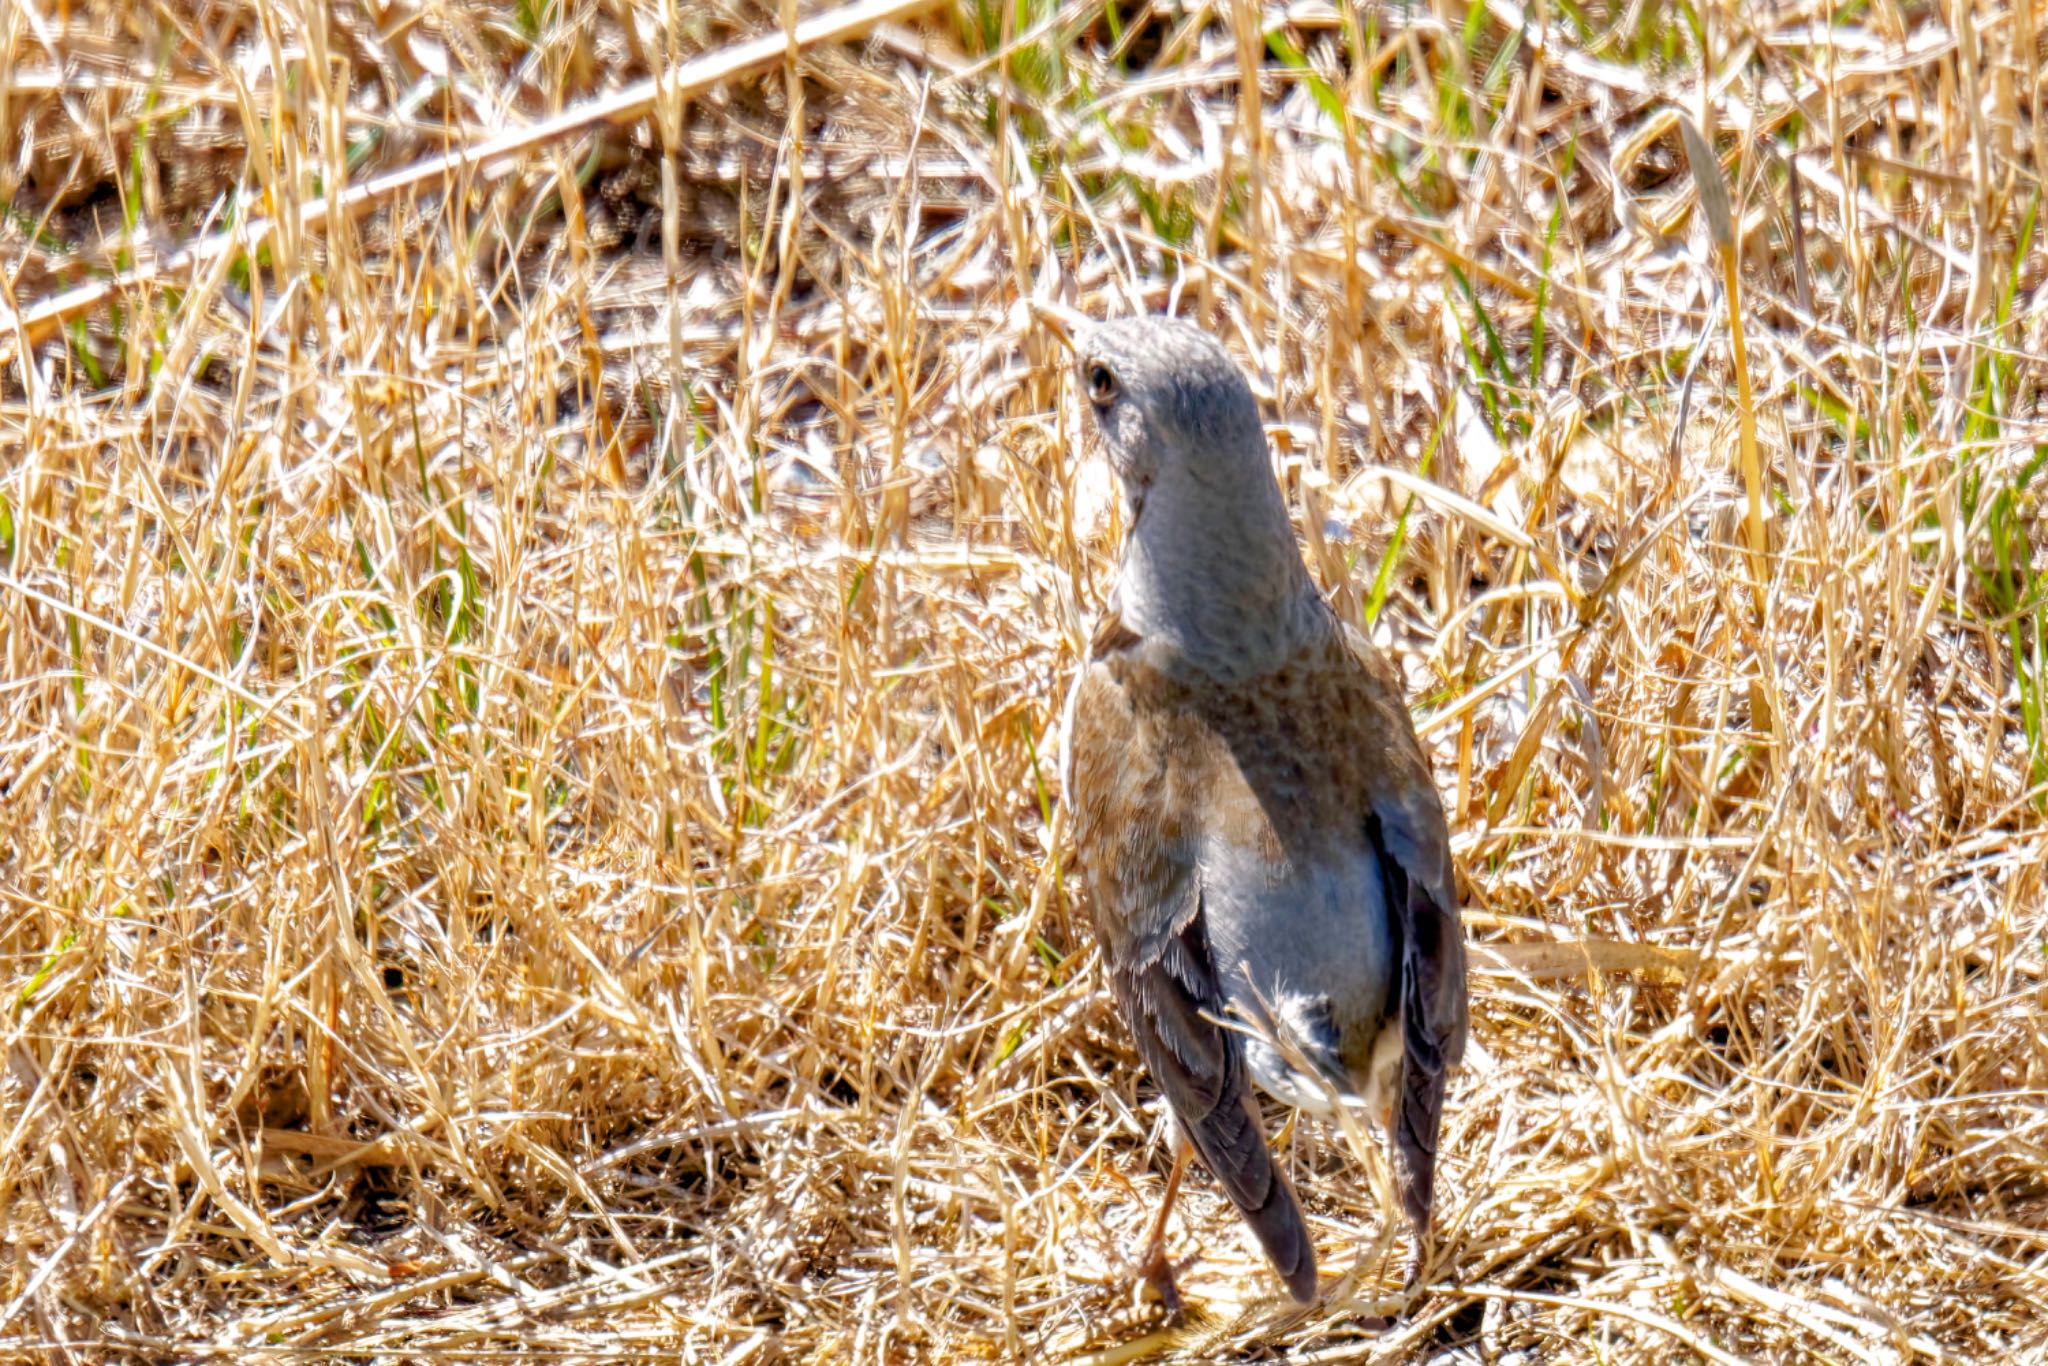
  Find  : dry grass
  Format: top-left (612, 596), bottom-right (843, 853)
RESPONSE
top-left (4, 0), bottom-right (2048, 1360)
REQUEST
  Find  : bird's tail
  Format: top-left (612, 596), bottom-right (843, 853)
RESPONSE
top-left (1237, 1164), bottom-right (1319, 1303)
top-left (1187, 1093), bottom-right (1319, 1303)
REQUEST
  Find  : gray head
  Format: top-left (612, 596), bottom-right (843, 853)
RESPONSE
top-left (1073, 315), bottom-right (1322, 674)
top-left (1074, 315), bottom-right (1269, 512)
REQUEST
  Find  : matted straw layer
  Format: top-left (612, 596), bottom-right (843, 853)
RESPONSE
top-left (3, 1), bottom-right (2046, 1360)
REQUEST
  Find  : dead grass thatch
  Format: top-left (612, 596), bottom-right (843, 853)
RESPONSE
top-left (4, 0), bottom-right (2048, 1360)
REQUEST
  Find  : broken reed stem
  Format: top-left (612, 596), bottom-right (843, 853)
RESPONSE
top-left (6, 0), bottom-right (941, 350)
top-left (1680, 115), bottom-right (1769, 629)
top-left (1721, 250), bottom-right (1767, 621)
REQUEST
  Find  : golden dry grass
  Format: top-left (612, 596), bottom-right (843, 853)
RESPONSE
top-left (4, 0), bottom-right (2048, 1361)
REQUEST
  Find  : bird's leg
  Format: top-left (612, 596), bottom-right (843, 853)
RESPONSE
top-left (1133, 1137), bottom-right (1191, 1314)
top-left (1377, 1106), bottom-right (1428, 1297)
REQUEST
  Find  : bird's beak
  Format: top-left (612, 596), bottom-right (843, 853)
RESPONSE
top-left (1027, 297), bottom-right (1088, 353)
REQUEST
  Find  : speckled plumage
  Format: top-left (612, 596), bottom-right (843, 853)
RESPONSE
top-left (1062, 315), bottom-right (1468, 1307)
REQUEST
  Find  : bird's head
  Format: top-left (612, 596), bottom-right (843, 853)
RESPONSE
top-left (1072, 315), bottom-right (1268, 511)
top-left (1051, 312), bottom-right (1314, 672)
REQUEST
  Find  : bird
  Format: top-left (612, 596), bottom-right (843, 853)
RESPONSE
top-left (1057, 313), bottom-right (1469, 1311)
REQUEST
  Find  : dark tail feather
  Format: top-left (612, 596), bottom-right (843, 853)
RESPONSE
top-left (1239, 1168), bottom-right (1319, 1303)
top-left (1185, 1095), bottom-right (1320, 1303)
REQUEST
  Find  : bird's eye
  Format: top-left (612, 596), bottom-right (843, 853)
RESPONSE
top-left (1086, 361), bottom-right (1119, 406)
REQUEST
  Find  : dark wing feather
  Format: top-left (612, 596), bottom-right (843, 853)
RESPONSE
top-left (1065, 648), bottom-right (1318, 1303)
top-left (1366, 814), bottom-right (1466, 1238)
top-left (1345, 622), bottom-right (1468, 1240)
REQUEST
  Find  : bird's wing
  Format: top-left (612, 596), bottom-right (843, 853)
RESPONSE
top-left (1064, 632), bottom-right (1318, 1302)
top-left (1341, 623), bottom-right (1468, 1235)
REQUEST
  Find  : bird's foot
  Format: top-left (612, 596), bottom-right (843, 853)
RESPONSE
top-left (1400, 1244), bottom-right (1436, 1298)
top-left (1132, 1238), bottom-right (1185, 1317)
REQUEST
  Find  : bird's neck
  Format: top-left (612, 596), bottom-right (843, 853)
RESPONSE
top-left (1114, 468), bottom-right (1327, 680)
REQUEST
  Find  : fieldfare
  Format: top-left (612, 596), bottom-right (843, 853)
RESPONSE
top-left (1060, 314), bottom-right (1468, 1309)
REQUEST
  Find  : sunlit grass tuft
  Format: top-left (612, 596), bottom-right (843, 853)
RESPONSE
top-left (2, 1), bottom-right (2045, 1361)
